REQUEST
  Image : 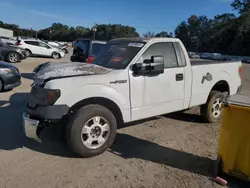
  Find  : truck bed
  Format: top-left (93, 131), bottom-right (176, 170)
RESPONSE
top-left (190, 59), bottom-right (236, 66)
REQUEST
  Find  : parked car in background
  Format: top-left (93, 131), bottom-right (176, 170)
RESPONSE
top-left (211, 53), bottom-right (227, 61)
top-left (16, 36), bottom-right (36, 40)
top-left (0, 61), bottom-right (21, 91)
top-left (0, 36), bottom-right (17, 46)
top-left (47, 41), bottom-right (60, 48)
top-left (16, 39), bottom-right (65, 59)
top-left (23, 37), bottom-right (242, 157)
top-left (44, 41), bottom-right (69, 54)
top-left (188, 52), bottom-right (200, 59)
top-left (242, 59), bottom-right (250, 63)
top-left (0, 41), bottom-right (26, 63)
top-left (70, 39), bottom-right (106, 63)
top-left (200, 52), bottom-right (213, 59)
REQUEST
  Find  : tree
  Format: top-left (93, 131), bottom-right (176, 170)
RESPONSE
top-left (143, 31), bottom-right (155, 38)
top-left (155, 31), bottom-right (169, 37)
top-left (231, 0), bottom-right (250, 15)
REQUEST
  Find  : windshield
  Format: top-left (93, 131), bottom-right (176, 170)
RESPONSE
top-left (93, 40), bottom-right (145, 69)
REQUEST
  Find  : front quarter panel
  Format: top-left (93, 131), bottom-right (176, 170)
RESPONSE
top-left (44, 71), bottom-right (131, 122)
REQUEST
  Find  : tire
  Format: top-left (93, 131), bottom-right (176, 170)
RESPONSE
top-left (7, 52), bottom-right (20, 63)
top-left (201, 91), bottom-right (225, 123)
top-left (52, 52), bottom-right (60, 59)
top-left (0, 79), bottom-right (3, 91)
top-left (25, 49), bottom-right (32, 57)
top-left (214, 156), bottom-right (222, 177)
top-left (66, 104), bottom-right (117, 157)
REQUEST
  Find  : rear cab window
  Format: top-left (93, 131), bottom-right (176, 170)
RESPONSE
top-left (173, 42), bottom-right (186, 67)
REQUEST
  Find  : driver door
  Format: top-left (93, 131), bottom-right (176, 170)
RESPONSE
top-left (129, 42), bottom-right (185, 121)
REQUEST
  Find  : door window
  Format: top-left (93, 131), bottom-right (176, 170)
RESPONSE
top-left (38, 42), bottom-right (51, 48)
top-left (142, 42), bottom-right (178, 68)
top-left (24, 41), bottom-right (39, 46)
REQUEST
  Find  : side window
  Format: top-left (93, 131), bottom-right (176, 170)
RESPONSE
top-left (39, 42), bottom-right (50, 48)
top-left (142, 42), bottom-right (178, 68)
top-left (25, 41), bottom-right (39, 46)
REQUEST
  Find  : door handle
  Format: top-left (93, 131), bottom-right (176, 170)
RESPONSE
top-left (176, 73), bottom-right (184, 81)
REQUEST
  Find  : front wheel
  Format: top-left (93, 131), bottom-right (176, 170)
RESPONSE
top-left (52, 52), bottom-right (60, 59)
top-left (66, 104), bottom-right (117, 157)
top-left (201, 91), bottom-right (225, 123)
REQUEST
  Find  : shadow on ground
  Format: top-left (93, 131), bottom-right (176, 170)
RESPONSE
top-left (164, 111), bottom-right (205, 123)
top-left (110, 133), bottom-right (250, 188)
top-left (0, 92), bottom-right (249, 187)
top-left (110, 133), bottom-right (214, 177)
top-left (0, 92), bottom-right (77, 158)
top-left (21, 73), bottom-right (34, 80)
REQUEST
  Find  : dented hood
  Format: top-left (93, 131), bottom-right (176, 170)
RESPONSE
top-left (34, 62), bottom-right (112, 85)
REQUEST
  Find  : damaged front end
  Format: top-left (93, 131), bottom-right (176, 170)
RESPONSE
top-left (24, 62), bottom-right (112, 140)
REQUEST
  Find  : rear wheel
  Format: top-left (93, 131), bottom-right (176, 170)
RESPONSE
top-left (201, 91), bottom-right (225, 123)
top-left (52, 52), bottom-right (60, 59)
top-left (25, 49), bottom-right (32, 57)
top-left (66, 104), bottom-right (117, 157)
top-left (7, 52), bottom-right (20, 63)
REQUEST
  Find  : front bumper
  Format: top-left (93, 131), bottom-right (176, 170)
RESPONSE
top-left (22, 112), bottom-right (40, 140)
top-left (3, 71), bottom-right (21, 90)
top-left (26, 104), bottom-right (69, 120)
top-left (59, 52), bottom-right (65, 58)
top-left (4, 80), bottom-right (21, 90)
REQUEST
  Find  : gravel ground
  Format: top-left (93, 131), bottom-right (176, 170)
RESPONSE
top-left (0, 53), bottom-right (250, 188)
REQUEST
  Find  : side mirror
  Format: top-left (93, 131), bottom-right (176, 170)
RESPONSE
top-left (132, 55), bottom-right (164, 75)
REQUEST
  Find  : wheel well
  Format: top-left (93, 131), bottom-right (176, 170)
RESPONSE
top-left (25, 49), bottom-right (31, 52)
top-left (52, 51), bottom-right (60, 57)
top-left (8, 51), bottom-right (20, 57)
top-left (70, 97), bottom-right (124, 125)
top-left (211, 80), bottom-right (230, 95)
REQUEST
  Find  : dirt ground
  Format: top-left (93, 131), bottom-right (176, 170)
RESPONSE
top-left (0, 53), bottom-right (250, 188)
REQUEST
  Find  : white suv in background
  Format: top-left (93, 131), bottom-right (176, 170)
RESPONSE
top-left (16, 39), bottom-right (64, 59)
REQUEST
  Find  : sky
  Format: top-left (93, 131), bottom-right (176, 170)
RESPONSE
top-left (0, 0), bottom-right (235, 35)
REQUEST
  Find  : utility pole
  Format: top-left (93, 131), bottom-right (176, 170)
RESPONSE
top-left (93, 27), bottom-right (97, 40)
top-left (49, 29), bottom-right (54, 41)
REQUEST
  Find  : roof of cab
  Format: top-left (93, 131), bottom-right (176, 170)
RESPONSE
top-left (109, 37), bottom-right (180, 43)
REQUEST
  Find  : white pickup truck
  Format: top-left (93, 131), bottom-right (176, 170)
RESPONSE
top-left (23, 37), bottom-right (242, 157)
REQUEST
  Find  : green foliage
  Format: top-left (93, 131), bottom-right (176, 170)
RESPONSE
top-left (175, 1), bottom-right (250, 55)
top-left (0, 21), bottom-right (139, 42)
top-left (143, 31), bottom-right (155, 38)
top-left (232, 0), bottom-right (250, 14)
top-left (0, 0), bottom-right (249, 55)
